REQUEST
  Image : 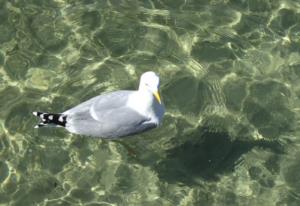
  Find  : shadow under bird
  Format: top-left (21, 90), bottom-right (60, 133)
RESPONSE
top-left (33, 71), bottom-right (165, 139)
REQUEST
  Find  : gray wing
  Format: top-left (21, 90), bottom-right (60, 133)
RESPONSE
top-left (64, 91), bottom-right (132, 115)
top-left (64, 95), bottom-right (100, 115)
top-left (66, 90), bottom-right (156, 138)
top-left (89, 91), bottom-right (154, 137)
top-left (89, 90), bottom-right (134, 120)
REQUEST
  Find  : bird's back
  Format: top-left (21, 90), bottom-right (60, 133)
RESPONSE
top-left (64, 90), bottom-right (154, 138)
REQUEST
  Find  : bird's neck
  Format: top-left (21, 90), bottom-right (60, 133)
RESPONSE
top-left (126, 89), bottom-right (154, 115)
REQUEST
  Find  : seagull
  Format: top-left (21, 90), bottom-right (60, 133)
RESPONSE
top-left (33, 71), bottom-right (165, 139)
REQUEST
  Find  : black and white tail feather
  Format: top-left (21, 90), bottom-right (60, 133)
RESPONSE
top-left (33, 112), bottom-right (67, 128)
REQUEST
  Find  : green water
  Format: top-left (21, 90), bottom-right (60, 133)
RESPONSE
top-left (1, 0), bottom-right (300, 205)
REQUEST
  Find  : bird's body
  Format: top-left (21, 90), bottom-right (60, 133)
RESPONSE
top-left (33, 71), bottom-right (165, 139)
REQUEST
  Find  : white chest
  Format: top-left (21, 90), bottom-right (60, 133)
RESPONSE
top-left (126, 91), bottom-right (164, 124)
top-left (126, 91), bottom-right (154, 116)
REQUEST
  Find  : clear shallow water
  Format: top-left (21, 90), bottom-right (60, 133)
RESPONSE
top-left (0, 0), bottom-right (300, 205)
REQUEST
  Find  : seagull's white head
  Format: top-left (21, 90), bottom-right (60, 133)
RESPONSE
top-left (139, 71), bottom-right (162, 104)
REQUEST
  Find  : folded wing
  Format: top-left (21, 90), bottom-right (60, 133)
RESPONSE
top-left (89, 91), bottom-right (154, 137)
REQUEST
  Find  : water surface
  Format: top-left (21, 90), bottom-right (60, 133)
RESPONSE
top-left (0, 0), bottom-right (300, 205)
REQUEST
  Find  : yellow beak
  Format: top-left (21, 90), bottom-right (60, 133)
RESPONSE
top-left (153, 91), bottom-right (162, 104)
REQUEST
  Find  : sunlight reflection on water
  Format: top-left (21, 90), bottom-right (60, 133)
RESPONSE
top-left (0, 0), bottom-right (300, 205)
